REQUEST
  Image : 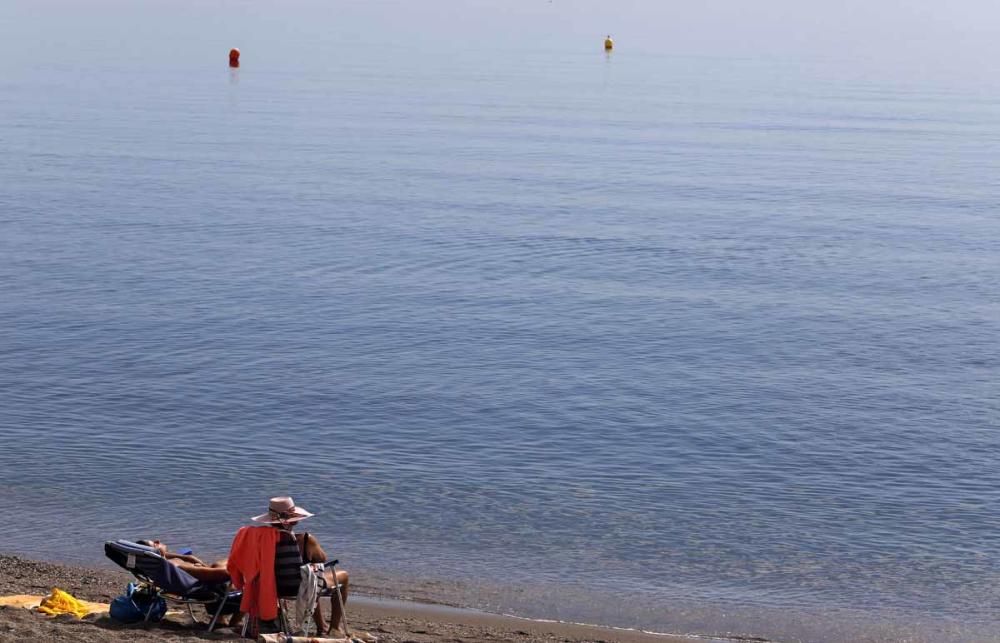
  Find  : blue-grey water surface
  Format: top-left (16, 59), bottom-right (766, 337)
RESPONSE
top-left (2, 14), bottom-right (1000, 643)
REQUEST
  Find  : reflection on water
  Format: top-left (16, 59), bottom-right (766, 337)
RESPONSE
top-left (0, 47), bottom-right (999, 643)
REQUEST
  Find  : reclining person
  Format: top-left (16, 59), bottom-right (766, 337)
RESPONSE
top-left (135, 539), bottom-right (230, 584)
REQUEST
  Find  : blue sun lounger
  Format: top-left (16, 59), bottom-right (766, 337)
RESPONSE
top-left (104, 539), bottom-right (241, 631)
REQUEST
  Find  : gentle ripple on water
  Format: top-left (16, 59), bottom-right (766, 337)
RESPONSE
top-left (1, 42), bottom-right (999, 642)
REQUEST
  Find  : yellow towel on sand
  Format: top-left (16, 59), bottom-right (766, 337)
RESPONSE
top-left (0, 593), bottom-right (109, 614)
top-left (35, 588), bottom-right (91, 618)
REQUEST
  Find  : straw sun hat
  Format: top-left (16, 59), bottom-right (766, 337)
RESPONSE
top-left (251, 496), bottom-right (315, 524)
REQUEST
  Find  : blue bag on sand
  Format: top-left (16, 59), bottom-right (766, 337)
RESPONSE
top-left (109, 582), bottom-right (167, 623)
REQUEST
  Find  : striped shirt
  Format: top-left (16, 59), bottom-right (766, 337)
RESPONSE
top-left (274, 530), bottom-right (303, 598)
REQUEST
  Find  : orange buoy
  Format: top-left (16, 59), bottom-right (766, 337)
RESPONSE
top-left (229, 48), bottom-right (240, 68)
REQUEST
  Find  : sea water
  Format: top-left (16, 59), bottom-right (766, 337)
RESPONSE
top-left (1, 4), bottom-right (999, 642)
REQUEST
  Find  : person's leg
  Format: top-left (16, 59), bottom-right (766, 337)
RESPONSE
top-left (312, 599), bottom-right (327, 633)
top-left (201, 559), bottom-right (241, 628)
top-left (325, 569), bottom-right (350, 634)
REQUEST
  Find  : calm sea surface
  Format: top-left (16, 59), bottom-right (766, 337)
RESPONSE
top-left (2, 15), bottom-right (1000, 643)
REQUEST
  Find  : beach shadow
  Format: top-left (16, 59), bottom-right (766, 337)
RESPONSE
top-left (0, 607), bottom-right (242, 641)
top-left (84, 612), bottom-right (241, 639)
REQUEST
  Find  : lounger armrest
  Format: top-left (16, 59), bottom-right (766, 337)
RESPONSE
top-left (323, 559), bottom-right (339, 568)
top-left (112, 540), bottom-right (161, 556)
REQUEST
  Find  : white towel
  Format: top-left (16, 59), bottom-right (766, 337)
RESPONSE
top-left (295, 562), bottom-right (324, 631)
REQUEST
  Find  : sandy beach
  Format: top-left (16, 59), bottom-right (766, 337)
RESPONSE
top-left (0, 554), bottom-right (726, 643)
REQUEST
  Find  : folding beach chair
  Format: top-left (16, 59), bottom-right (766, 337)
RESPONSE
top-left (240, 530), bottom-right (349, 638)
top-left (104, 540), bottom-right (241, 631)
top-left (280, 532), bottom-right (350, 637)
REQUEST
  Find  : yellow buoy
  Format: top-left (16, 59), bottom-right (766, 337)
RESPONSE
top-left (604, 35), bottom-right (614, 51)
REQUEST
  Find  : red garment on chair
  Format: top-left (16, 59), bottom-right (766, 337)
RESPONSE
top-left (227, 525), bottom-right (282, 620)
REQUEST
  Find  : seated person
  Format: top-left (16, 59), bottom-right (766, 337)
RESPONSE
top-left (135, 539), bottom-right (230, 584)
top-left (250, 497), bottom-right (351, 635)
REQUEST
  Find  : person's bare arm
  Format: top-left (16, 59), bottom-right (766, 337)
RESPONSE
top-left (299, 533), bottom-right (327, 563)
top-left (173, 561), bottom-right (229, 583)
top-left (165, 552), bottom-right (206, 565)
